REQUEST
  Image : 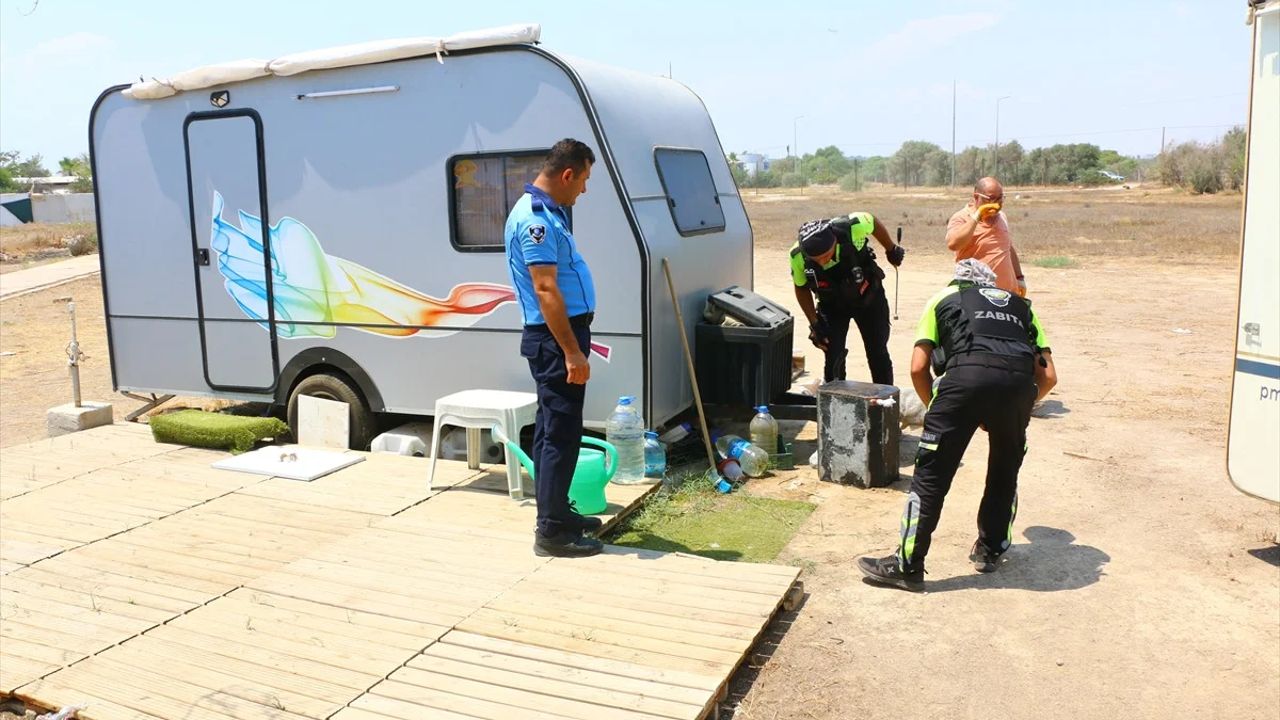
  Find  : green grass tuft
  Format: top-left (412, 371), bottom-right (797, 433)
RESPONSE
top-left (149, 409), bottom-right (289, 454)
top-left (605, 470), bottom-right (815, 563)
top-left (1032, 255), bottom-right (1077, 269)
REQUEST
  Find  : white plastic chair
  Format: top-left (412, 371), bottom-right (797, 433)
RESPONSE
top-left (426, 390), bottom-right (538, 498)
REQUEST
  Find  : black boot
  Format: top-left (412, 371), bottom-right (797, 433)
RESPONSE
top-left (857, 554), bottom-right (925, 591)
top-left (534, 529), bottom-right (603, 558)
top-left (969, 541), bottom-right (1002, 573)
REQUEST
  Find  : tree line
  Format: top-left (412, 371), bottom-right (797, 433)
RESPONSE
top-left (0, 151), bottom-right (93, 192)
top-left (730, 127), bottom-right (1245, 195)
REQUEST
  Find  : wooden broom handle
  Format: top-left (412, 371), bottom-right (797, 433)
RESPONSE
top-left (661, 257), bottom-right (719, 475)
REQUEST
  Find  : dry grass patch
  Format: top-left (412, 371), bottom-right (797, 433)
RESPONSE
top-left (0, 221), bottom-right (96, 269)
top-left (741, 184), bottom-right (1241, 260)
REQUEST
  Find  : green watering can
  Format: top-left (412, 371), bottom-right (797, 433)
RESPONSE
top-left (491, 425), bottom-right (617, 515)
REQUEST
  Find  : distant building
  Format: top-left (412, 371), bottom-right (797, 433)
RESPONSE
top-left (1, 189), bottom-right (95, 224)
top-left (738, 153), bottom-right (769, 177)
top-left (11, 175), bottom-right (82, 194)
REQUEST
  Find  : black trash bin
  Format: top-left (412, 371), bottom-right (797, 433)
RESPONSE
top-left (695, 288), bottom-right (793, 407)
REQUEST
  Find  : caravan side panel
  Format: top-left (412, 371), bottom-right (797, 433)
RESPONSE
top-left (93, 89), bottom-right (212, 396)
top-left (92, 49), bottom-right (646, 425)
top-left (569, 57), bottom-right (753, 425)
top-left (1227, 2), bottom-right (1280, 503)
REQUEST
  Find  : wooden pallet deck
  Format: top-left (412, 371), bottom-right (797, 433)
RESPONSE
top-left (0, 423), bottom-right (801, 719)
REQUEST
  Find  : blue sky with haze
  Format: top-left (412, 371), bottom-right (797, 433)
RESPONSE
top-left (0, 0), bottom-right (1250, 166)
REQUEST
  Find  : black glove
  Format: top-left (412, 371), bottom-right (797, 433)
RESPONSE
top-left (809, 318), bottom-right (830, 350)
top-left (886, 244), bottom-right (906, 267)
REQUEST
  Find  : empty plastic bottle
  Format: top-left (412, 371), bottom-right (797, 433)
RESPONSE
top-left (658, 421), bottom-right (693, 445)
top-left (713, 434), bottom-right (769, 477)
top-left (748, 405), bottom-right (779, 458)
top-left (643, 431), bottom-right (666, 478)
top-left (606, 396), bottom-right (647, 484)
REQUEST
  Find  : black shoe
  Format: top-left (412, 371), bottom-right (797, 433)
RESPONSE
top-left (857, 554), bottom-right (925, 591)
top-left (534, 530), bottom-right (603, 558)
top-left (567, 501), bottom-right (604, 534)
top-left (969, 541), bottom-right (1002, 573)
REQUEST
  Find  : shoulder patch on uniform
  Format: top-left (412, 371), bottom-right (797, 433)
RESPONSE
top-left (528, 224), bottom-right (547, 243)
top-left (979, 288), bottom-right (1011, 307)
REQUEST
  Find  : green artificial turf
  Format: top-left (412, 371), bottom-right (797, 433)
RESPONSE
top-left (149, 409), bottom-right (289, 454)
top-left (605, 473), bottom-right (816, 563)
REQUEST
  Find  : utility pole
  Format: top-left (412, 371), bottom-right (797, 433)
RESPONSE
top-left (793, 115), bottom-right (804, 166)
top-left (994, 95), bottom-right (1011, 178)
top-left (1160, 126), bottom-right (1166, 155)
top-left (951, 79), bottom-right (957, 188)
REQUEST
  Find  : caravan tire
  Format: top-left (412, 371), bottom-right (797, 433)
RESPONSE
top-left (287, 372), bottom-right (376, 450)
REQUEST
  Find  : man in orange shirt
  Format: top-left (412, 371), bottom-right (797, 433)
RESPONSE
top-left (945, 177), bottom-right (1026, 296)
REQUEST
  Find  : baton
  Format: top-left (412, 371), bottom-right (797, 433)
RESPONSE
top-left (893, 226), bottom-right (902, 320)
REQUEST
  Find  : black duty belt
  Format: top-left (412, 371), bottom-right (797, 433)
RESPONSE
top-left (945, 352), bottom-right (1033, 374)
top-left (526, 312), bottom-right (594, 332)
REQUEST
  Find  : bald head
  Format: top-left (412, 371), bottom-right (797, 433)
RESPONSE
top-left (975, 177), bottom-right (1003, 197)
top-left (973, 177), bottom-right (1004, 209)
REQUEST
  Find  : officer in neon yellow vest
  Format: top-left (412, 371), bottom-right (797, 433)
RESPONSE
top-left (858, 259), bottom-right (1058, 591)
top-left (790, 212), bottom-right (905, 385)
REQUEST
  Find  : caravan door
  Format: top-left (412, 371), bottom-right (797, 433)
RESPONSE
top-left (184, 111), bottom-right (279, 392)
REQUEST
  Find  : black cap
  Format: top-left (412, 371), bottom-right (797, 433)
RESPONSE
top-left (798, 219), bottom-right (836, 256)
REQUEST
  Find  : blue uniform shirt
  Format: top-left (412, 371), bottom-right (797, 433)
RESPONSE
top-left (505, 183), bottom-right (596, 326)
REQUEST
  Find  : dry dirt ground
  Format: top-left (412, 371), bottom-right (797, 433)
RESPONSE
top-left (0, 185), bottom-right (1277, 719)
top-left (729, 185), bottom-right (1279, 720)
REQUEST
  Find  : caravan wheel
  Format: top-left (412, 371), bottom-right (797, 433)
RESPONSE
top-left (286, 372), bottom-right (376, 450)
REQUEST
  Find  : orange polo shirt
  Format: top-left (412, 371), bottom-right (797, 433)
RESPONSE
top-left (947, 203), bottom-right (1019, 293)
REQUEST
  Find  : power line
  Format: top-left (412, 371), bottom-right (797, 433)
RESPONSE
top-left (997, 123), bottom-right (1240, 143)
top-left (818, 124), bottom-right (1240, 155)
top-left (740, 123), bottom-right (1240, 158)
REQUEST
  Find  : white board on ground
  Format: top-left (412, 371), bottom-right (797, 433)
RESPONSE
top-left (212, 446), bottom-right (363, 481)
top-left (297, 394), bottom-right (349, 449)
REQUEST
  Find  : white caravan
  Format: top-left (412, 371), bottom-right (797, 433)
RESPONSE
top-left (89, 25), bottom-right (753, 447)
top-left (1227, 1), bottom-right (1279, 503)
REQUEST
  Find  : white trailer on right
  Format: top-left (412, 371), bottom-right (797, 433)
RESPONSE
top-left (1228, 0), bottom-right (1280, 503)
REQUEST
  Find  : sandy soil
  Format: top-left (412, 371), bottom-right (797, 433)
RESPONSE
top-left (0, 276), bottom-right (148, 447)
top-left (724, 190), bottom-right (1280, 720)
top-left (0, 187), bottom-right (1276, 719)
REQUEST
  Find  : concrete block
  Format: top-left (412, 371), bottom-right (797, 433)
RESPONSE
top-left (296, 395), bottom-right (348, 449)
top-left (816, 381), bottom-right (900, 488)
top-left (47, 401), bottom-right (114, 437)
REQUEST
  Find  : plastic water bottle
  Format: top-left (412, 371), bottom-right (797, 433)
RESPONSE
top-left (715, 459), bottom-right (742, 493)
top-left (643, 431), bottom-right (666, 478)
top-left (658, 422), bottom-right (693, 445)
top-left (606, 396), bottom-right (647, 484)
top-left (713, 434), bottom-right (769, 477)
top-left (718, 458), bottom-right (744, 481)
top-left (748, 406), bottom-right (779, 458)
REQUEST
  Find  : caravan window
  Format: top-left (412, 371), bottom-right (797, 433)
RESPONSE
top-left (654, 148), bottom-right (725, 236)
top-left (449, 152), bottom-right (546, 251)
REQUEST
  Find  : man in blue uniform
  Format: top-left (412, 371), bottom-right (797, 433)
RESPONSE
top-left (858, 259), bottom-right (1057, 590)
top-left (505, 139), bottom-right (603, 558)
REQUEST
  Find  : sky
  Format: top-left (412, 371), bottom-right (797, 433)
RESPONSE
top-left (0, 0), bottom-right (1252, 168)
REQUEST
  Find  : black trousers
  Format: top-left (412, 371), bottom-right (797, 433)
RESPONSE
top-left (521, 321), bottom-right (591, 537)
top-left (897, 359), bottom-right (1037, 571)
top-left (818, 285), bottom-right (893, 386)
